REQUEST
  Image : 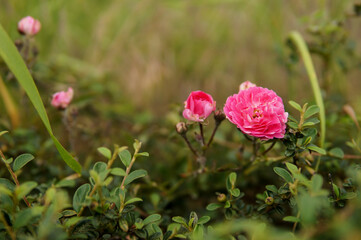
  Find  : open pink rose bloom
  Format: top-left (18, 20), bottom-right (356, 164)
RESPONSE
top-left (51, 87), bottom-right (74, 110)
top-left (224, 84), bottom-right (288, 140)
top-left (183, 91), bottom-right (216, 122)
top-left (18, 16), bottom-right (41, 36)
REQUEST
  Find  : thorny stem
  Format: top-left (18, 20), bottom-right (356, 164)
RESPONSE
top-left (251, 137), bottom-right (260, 161)
top-left (107, 146), bottom-right (120, 169)
top-left (328, 173), bottom-right (337, 201)
top-left (181, 134), bottom-right (198, 157)
top-left (206, 122), bottom-right (220, 148)
top-left (0, 211), bottom-right (15, 240)
top-left (120, 144), bottom-right (141, 190)
top-left (199, 123), bottom-right (205, 146)
top-left (262, 141), bottom-right (277, 155)
top-left (0, 149), bottom-right (31, 207)
top-left (292, 210), bottom-right (301, 233)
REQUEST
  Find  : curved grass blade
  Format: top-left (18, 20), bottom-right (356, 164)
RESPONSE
top-left (0, 23), bottom-right (81, 173)
top-left (0, 75), bottom-right (20, 128)
top-left (288, 31), bottom-right (326, 171)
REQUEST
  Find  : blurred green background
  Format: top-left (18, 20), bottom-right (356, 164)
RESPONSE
top-left (1, 0), bottom-right (360, 112)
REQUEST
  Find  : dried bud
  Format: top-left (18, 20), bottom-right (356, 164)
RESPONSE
top-left (217, 193), bottom-right (227, 202)
top-left (265, 196), bottom-right (274, 205)
top-left (176, 122), bottom-right (188, 135)
top-left (214, 110), bottom-right (226, 124)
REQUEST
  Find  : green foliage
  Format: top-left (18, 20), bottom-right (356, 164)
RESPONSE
top-left (0, 23), bottom-right (81, 173)
top-left (1, 2), bottom-right (361, 239)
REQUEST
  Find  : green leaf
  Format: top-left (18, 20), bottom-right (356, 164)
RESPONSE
top-left (288, 115), bottom-right (299, 123)
top-left (307, 145), bottom-right (326, 155)
top-left (283, 216), bottom-right (300, 223)
top-left (133, 139), bottom-right (142, 151)
top-left (289, 101), bottom-right (302, 112)
top-left (0, 24), bottom-right (81, 173)
top-left (172, 216), bottom-right (188, 227)
top-left (304, 105), bottom-right (320, 119)
top-left (73, 184), bottom-right (91, 212)
top-left (14, 206), bottom-right (43, 229)
top-left (228, 172), bottom-right (237, 186)
top-left (0, 178), bottom-right (15, 191)
top-left (192, 224), bottom-right (204, 239)
top-left (197, 216), bottom-right (210, 225)
top-left (341, 192), bottom-right (357, 200)
top-left (4, 158), bottom-right (13, 164)
top-left (124, 197), bottom-right (143, 206)
top-left (229, 188), bottom-right (241, 197)
top-left (93, 162), bottom-right (109, 181)
top-left (287, 122), bottom-right (299, 130)
top-left (12, 153), bottom-right (34, 171)
top-left (64, 216), bottom-right (84, 228)
top-left (206, 203), bottom-right (223, 211)
top-left (265, 185), bottom-right (278, 194)
top-left (0, 185), bottom-right (12, 196)
top-left (328, 148), bottom-right (344, 159)
top-left (332, 184), bottom-right (340, 199)
top-left (302, 117), bottom-right (320, 127)
top-left (97, 147), bottom-right (112, 159)
top-left (119, 150), bottom-right (132, 167)
top-left (311, 174), bottom-right (323, 192)
top-left (123, 169), bottom-right (147, 186)
top-left (135, 152), bottom-right (149, 158)
top-left (15, 181), bottom-right (37, 200)
top-left (110, 168), bottom-right (126, 176)
top-left (302, 136), bottom-right (312, 146)
top-left (285, 163), bottom-right (298, 175)
top-left (55, 179), bottom-right (76, 188)
top-left (143, 214), bottom-right (162, 225)
top-left (0, 131), bottom-right (8, 137)
top-left (273, 167), bottom-right (293, 183)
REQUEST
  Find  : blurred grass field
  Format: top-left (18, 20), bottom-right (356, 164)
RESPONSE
top-left (1, 0), bottom-right (360, 114)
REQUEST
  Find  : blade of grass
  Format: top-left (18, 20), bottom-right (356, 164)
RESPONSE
top-left (288, 31), bottom-right (325, 172)
top-left (0, 23), bottom-right (81, 174)
top-left (0, 75), bottom-right (20, 128)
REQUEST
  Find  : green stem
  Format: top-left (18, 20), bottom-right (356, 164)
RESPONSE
top-left (0, 149), bottom-right (31, 207)
top-left (288, 31), bottom-right (326, 172)
top-left (0, 211), bottom-right (15, 240)
top-left (292, 210), bottom-right (301, 233)
top-left (199, 123), bottom-right (205, 146)
top-left (120, 144), bottom-right (141, 190)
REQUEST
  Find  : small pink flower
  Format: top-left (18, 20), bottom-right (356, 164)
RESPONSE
top-left (51, 88), bottom-right (74, 110)
top-left (183, 91), bottom-right (216, 122)
top-left (18, 16), bottom-right (41, 36)
top-left (224, 86), bottom-right (288, 140)
top-left (239, 81), bottom-right (256, 92)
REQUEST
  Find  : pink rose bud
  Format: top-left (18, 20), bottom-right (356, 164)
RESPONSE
top-left (18, 16), bottom-right (41, 36)
top-left (51, 87), bottom-right (74, 110)
top-left (239, 81), bottom-right (256, 92)
top-left (183, 91), bottom-right (216, 122)
top-left (224, 86), bottom-right (288, 140)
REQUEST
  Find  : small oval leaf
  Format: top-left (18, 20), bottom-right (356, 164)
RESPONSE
top-left (13, 153), bottom-right (34, 171)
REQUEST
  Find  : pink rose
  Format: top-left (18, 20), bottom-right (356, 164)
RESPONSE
top-left (18, 16), bottom-right (41, 36)
top-left (239, 81), bottom-right (256, 92)
top-left (224, 86), bottom-right (288, 140)
top-left (51, 88), bottom-right (74, 110)
top-left (183, 91), bottom-right (216, 122)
